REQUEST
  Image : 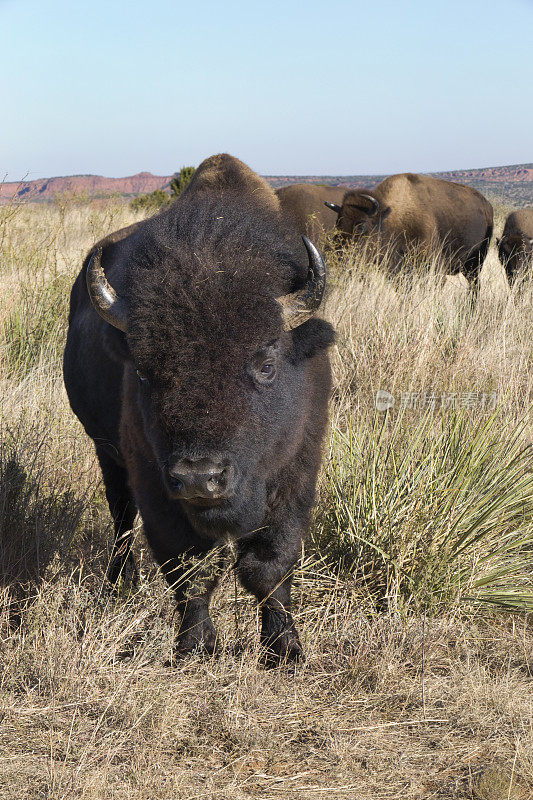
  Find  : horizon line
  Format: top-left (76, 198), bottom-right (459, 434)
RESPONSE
top-left (2, 160), bottom-right (532, 185)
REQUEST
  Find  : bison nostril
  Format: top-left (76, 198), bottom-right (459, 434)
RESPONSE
top-left (206, 471), bottom-right (225, 492)
top-left (167, 460), bottom-right (234, 499)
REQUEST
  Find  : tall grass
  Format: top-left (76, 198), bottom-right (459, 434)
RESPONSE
top-left (0, 419), bottom-right (96, 591)
top-left (1, 271), bottom-right (71, 377)
top-left (0, 199), bottom-right (532, 798)
top-left (0, 200), bottom-right (532, 612)
top-left (311, 232), bottom-right (533, 613)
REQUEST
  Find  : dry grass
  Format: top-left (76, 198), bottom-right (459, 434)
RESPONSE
top-left (0, 198), bottom-right (532, 799)
top-left (1, 575), bottom-right (532, 799)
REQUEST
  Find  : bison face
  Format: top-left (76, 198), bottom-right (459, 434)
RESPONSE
top-left (86, 236), bottom-right (334, 537)
top-left (131, 330), bottom-right (330, 536)
top-left (334, 191), bottom-right (382, 239)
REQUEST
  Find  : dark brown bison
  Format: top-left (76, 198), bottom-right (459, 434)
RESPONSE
top-left (276, 183), bottom-right (346, 239)
top-left (327, 173), bottom-right (493, 297)
top-left (63, 154), bottom-right (335, 666)
top-left (497, 209), bottom-right (533, 285)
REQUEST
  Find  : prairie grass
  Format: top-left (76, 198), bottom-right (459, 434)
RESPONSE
top-left (0, 198), bottom-right (531, 798)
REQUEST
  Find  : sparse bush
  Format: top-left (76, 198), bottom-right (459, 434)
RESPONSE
top-left (130, 166), bottom-right (196, 213)
top-left (130, 187), bottom-right (169, 213)
top-left (169, 165), bottom-right (195, 198)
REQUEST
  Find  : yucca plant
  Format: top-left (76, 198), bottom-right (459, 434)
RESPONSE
top-left (312, 407), bottom-right (533, 613)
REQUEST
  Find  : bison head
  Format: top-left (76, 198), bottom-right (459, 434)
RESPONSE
top-left (498, 233), bottom-right (533, 282)
top-left (86, 200), bottom-right (334, 536)
top-left (325, 190), bottom-right (382, 239)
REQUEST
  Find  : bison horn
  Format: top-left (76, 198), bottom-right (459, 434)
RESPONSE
top-left (86, 247), bottom-right (128, 332)
top-left (278, 236), bottom-right (326, 330)
top-left (324, 201), bottom-right (342, 214)
top-left (359, 194), bottom-right (380, 215)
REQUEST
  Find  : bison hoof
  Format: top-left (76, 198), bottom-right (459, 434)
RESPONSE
top-left (173, 617), bottom-right (219, 659)
top-left (260, 629), bottom-right (305, 669)
top-left (106, 552), bottom-right (139, 592)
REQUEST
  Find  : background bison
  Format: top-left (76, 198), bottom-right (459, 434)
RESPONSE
top-left (497, 209), bottom-right (533, 285)
top-left (329, 173), bottom-right (493, 297)
top-left (276, 183), bottom-right (346, 240)
top-left (63, 154), bottom-right (335, 665)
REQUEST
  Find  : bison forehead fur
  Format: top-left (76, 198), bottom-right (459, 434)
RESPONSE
top-left (125, 194), bottom-right (309, 437)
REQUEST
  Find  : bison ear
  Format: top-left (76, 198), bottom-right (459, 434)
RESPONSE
top-left (290, 318), bottom-right (336, 362)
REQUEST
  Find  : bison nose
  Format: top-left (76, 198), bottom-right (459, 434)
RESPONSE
top-left (167, 458), bottom-right (235, 500)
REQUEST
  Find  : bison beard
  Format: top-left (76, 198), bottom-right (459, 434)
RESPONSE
top-left (63, 154), bottom-right (335, 666)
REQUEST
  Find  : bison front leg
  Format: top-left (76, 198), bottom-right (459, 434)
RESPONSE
top-left (236, 528), bottom-right (304, 667)
top-left (146, 532), bottom-right (226, 659)
top-left (172, 546), bottom-right (228, 658)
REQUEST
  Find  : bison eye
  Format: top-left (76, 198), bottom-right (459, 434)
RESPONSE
top-left (136, 369), bottom-right (149, 384)
top-left (251, 344), bottom-right (279, 385)
top-left (256, 362), bottom-right (276, 383)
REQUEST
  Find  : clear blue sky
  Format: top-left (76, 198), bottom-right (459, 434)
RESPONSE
top-left (2, 0), bottom-right (532, 180)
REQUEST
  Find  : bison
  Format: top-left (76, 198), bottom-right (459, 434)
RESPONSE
top-left (497, 209), bottom-right (533, 286)
top-left (276, 183), bottom-right (347, 240)
top-left (63, 154), bottom-right (335, 666)
top-left (326, 173), bottom-right (493, 298)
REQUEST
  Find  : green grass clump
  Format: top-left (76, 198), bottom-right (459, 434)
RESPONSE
top-left (1, 271), bottom-right (71, 377)
top-left (313, 408), bottom-right (533, 613)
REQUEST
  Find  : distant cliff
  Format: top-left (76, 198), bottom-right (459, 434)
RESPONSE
top-left (2, 164), bottom-right (532, 206)
top-left (0, 172), bottom-right (173, 204)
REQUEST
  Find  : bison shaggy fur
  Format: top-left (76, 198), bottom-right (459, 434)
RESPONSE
top-left (63, 154), bottom-right (335, 666)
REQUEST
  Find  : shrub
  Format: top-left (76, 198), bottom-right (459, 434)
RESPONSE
top-left (169, 166), bottom-right (195, 199)
top-left (130, 188), bottom-right (169, 213)
top-left (130, 167), bottom-right (196, 213)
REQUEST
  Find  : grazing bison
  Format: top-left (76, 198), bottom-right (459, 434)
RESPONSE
top-left (63, 154), bottom-right (335, 665)
top-left (497, 209), bottom-right (533, 285)
top-left (327, 173), bottom-right (493, 297)
top-left (276, 183), bottom-right (346, 239)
